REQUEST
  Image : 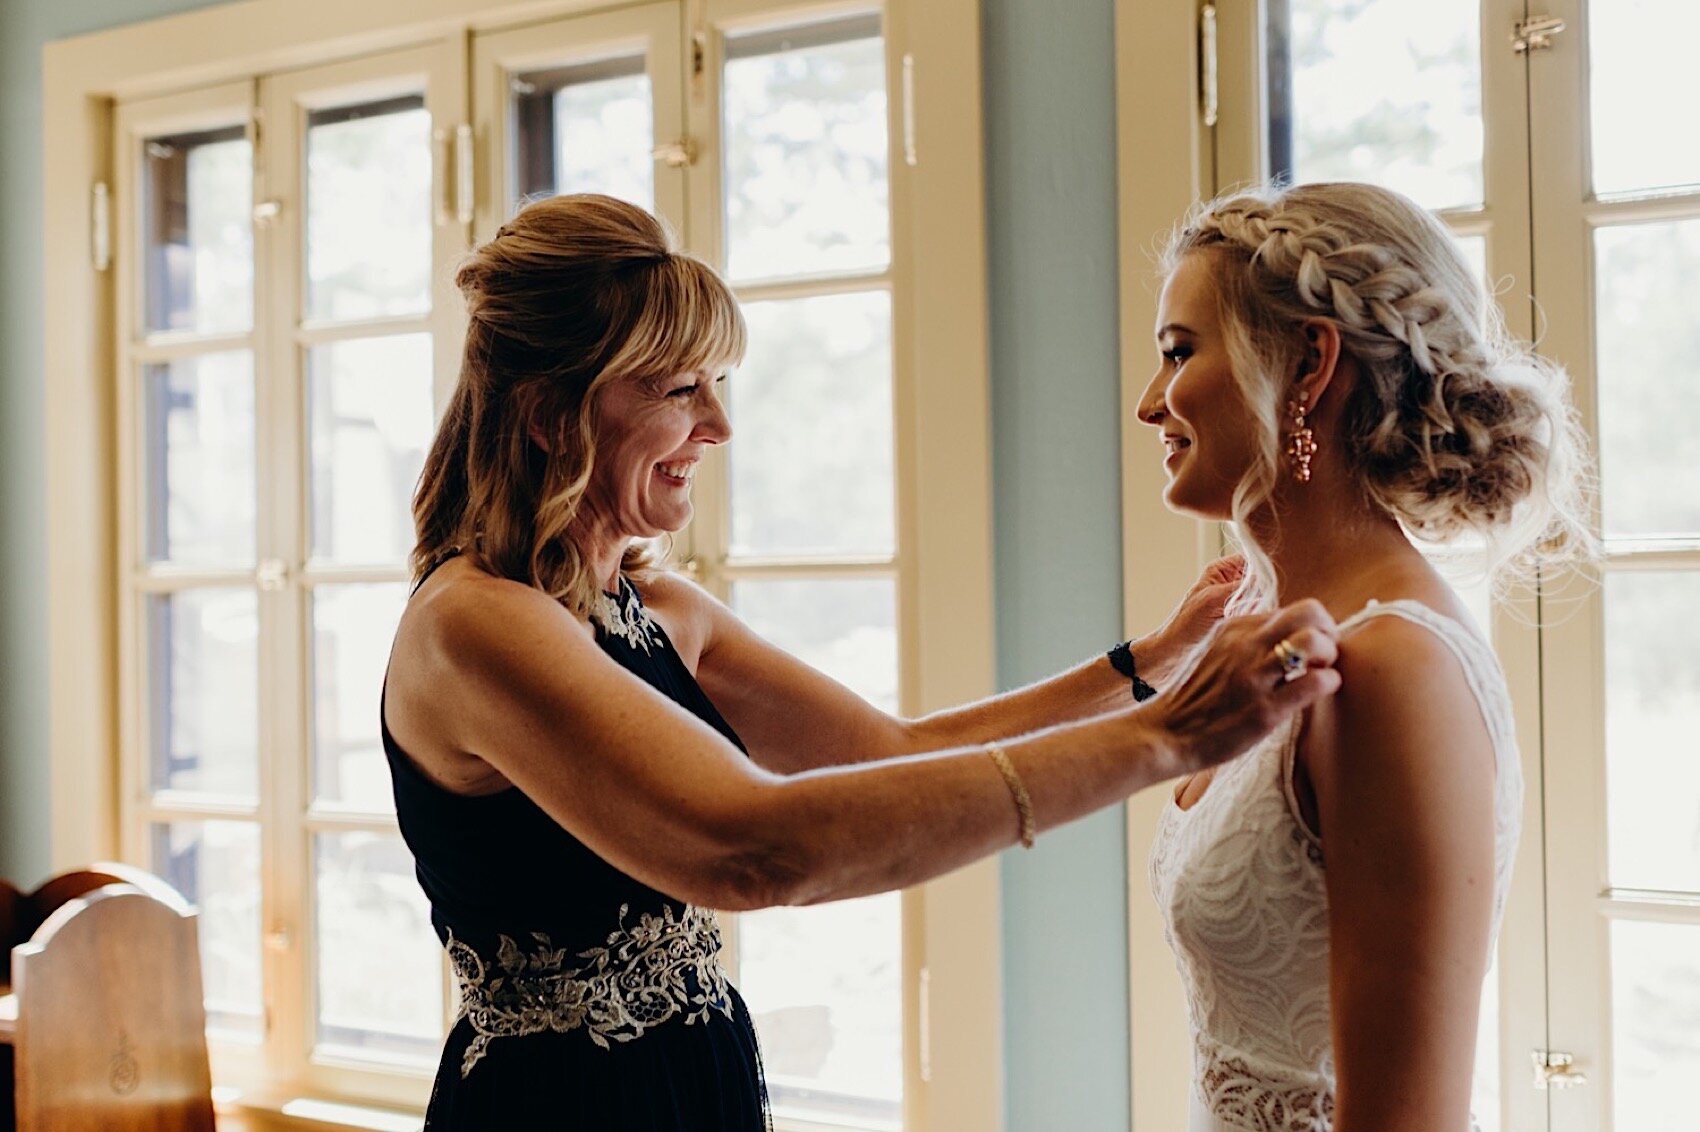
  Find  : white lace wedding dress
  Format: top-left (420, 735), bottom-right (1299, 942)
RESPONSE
top-left (1149, 600), bottom-right (1522, 1132)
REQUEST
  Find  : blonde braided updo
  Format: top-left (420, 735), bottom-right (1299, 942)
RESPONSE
top-left (1163, 182), bottom-right (1592, 602)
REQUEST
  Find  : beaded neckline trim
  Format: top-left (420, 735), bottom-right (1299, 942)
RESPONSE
top-left (589, 581), bottom-right (666, 654)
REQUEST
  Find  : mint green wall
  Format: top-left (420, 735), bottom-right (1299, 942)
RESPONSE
top-left (0, 0), bottom-right (1133, 1124)
top-left (983, 1), bottom-right (1131, 1128)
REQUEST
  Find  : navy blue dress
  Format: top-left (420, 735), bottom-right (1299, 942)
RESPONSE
top-left (383, 569), bottom-right (769, 1130)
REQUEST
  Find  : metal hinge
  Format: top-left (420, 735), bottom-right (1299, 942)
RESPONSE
top-left (1532, 1049), bottom-right (1588, 1090)
top-left (255, 558), bottom-right (290, 592)
top-left (90, 182), bottom-right (112, 272)
top-left (652, 138), bottom-right (699, 168)
top-left (1512, 15), bottom-right (1566, 54)
top-left (1200, 2), bottom-right (1220, 127)
top-left (692, 33), bottom-right (706, 79)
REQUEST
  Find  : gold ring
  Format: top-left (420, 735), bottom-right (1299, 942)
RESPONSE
top-left (1272, 637), bottom-right (1306, 681)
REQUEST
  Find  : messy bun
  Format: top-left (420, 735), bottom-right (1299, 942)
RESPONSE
top-left (1162, 182), bottom-right (1593, 603)
top-left (413, 193), bottom-right (745, 614)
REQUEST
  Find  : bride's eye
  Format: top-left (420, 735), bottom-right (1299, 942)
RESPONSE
top-left (1162, 346), bottom-right (1192, 366)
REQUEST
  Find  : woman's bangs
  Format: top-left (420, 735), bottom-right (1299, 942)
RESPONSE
top-left (621, 257), bottom-right (747, 382)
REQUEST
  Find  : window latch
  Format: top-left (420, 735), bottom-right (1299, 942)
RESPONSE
top-left (652, 138), bottom-right (699, 168)
top-left (1513, 15), bottom-right (1566, 54)
top-left (1531, 1049), bottom-right (1588, 1090)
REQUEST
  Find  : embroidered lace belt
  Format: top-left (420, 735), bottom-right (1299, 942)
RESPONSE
top-left (446, 903), bottom-right (733, 1076)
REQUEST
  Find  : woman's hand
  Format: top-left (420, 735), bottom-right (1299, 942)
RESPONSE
top-left (1137, 556), bottom-right (1246, 686)
top-left (1142, 598), bottom-right (1342, 779)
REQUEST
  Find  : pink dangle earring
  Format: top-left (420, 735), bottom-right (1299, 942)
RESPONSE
top-left (1285, 392), bottom-right (1318, 483)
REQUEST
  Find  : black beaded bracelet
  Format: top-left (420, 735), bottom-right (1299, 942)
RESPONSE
top-left (1107, 640), bottom-right (1159, 702)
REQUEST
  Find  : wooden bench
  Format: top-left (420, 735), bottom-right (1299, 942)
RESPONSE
top-left (2, 866), bottom-right (215, 1131)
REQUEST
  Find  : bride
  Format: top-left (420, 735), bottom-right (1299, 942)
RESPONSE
top-left (1139, 182), bottom-right (1589, 1131)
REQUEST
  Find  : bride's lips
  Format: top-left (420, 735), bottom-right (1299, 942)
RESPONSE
top-left (1162, 434), bottom-right (1191, 469)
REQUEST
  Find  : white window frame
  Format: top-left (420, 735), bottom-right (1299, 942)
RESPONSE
top-left (44, 1), bottom-right (1000, 1128)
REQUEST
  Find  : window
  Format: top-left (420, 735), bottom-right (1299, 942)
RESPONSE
top-left (57, 1), bottom-right (996, 1126)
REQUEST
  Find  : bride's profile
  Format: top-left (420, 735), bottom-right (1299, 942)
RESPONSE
top-left (1139, 181), bottom-right (1591, 1132)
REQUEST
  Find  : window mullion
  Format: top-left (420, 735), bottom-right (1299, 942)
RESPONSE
top-left (255, 67), bottom-right (315, 1091)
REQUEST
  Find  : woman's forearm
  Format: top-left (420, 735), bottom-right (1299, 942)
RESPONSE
top-left (898, 637), bottom-right (1168, 755)
top-left (726, 707), bottom-right (1179, 909)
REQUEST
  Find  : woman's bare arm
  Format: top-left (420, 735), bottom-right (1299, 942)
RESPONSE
top-left (1301, 617), bottom-right (1499, 1132)
top-left (389, 568), bottom-right (1339, 912)
top-left (667, 558), bottom-right (1243, 775)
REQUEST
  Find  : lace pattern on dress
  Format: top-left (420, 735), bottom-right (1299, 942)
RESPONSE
top-left (1199, 1046), bottom-right (1335, 1132)
top-left (1152, 600), bottom-right (1522, 1132)
top-left (448, 903), bottom-right (732, 1076)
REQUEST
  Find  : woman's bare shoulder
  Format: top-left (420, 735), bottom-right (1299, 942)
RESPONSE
top-left (630, 567), bottom-right (720, 663)
top-left (385, 559), bottom-right (594, 792)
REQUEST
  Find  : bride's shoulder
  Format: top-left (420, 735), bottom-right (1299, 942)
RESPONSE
top-left (1300, 608), bottom-right (1497, 801)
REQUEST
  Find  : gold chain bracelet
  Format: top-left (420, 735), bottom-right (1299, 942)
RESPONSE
top-left (985, 742), bottom-right (1036, 849)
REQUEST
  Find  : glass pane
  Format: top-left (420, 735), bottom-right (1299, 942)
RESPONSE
top-left (147, 589), bottom-right (259, 799)
top-left (1591, 2), bottom-right (1700, 197)
top-left (511, 56), bottom-right (654, 212)
top-left (143, 352), bottom-right (256, 566)
top-left (306, 96), bottom-right (432, 321)
top-left (738, 894), bottom-right (901, 1128)
top-left (312, 583), bottom-right (409, 812)
top-left (731, 578), bottom-right (897, 712)
top-left (314, 831), bottom-right (443, 1063)
top-left (1594, 221), bottom-right (1700, 539)
top-left (730, 292), bottom-right (894, 558)
top-left (1604, 573), bottom-right (1700, 892)
top-left (308, 334), bottom-right (434, 565)
top-left (1611, 920), bottom-right (1700, 1130)
top-left (151, 820), bottom-right (262, 1039)
top-left (1267, 0), bottom-right (1483, 211)
top-left (722, 15), bottom-right (889, 281)
top-left (142, 124), bottom-right (252, 335)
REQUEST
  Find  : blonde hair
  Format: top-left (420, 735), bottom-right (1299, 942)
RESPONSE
top-left (413, 194), bottom-right (746, 614)
top-left (1161, 182), bottom-right (1594, 610)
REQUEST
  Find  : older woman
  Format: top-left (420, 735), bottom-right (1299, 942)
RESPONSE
top-left (382, 192), bottom-right (1341, 1129)
top-left (1141, 182), bottom-right (1590, 1132)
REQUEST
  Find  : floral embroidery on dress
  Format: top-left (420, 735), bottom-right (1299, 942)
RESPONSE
top-left (448, 903), bottom-right (732, 1076)
top-left (590, 581), bottom-right (667, 654)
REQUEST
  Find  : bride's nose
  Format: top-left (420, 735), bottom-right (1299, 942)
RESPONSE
top-left (1136, 371), bottom-right (1168, 426)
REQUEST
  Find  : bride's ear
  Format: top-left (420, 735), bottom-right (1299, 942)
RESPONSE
top-left (1293, 319), bottom-right (1345, 407)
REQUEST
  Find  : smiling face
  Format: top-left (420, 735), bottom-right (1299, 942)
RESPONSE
top-left (580, 367), bottom-right (733, 540)
top-left (1137, 252), bottom-right (1266, 521)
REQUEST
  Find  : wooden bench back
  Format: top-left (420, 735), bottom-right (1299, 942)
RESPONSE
top-left (12, 883), bottom-right (215, 1131)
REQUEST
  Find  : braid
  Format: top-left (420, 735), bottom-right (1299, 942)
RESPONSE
top-left (1160, 181), bottom-right (1594, 598)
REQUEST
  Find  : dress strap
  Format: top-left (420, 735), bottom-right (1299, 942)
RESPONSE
top-left (1280, 598), bottom-right (1518, 851)
top-left (1336, 599), bottom-right (1513, 746)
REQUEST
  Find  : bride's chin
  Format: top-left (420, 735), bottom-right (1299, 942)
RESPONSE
top-left (1162, 483), bottom-right (1231, 523)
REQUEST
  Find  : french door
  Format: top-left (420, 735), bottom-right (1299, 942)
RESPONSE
top-left (110, 0), bottom-right (997, 1125)
top-left (1190, 2), bottom-right (1700, 1129)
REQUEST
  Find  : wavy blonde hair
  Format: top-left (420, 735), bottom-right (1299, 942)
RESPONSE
top-left (413, 194), bottom-right (746, 615)
top-left (1162, 182), bottom-right (1595, 612)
